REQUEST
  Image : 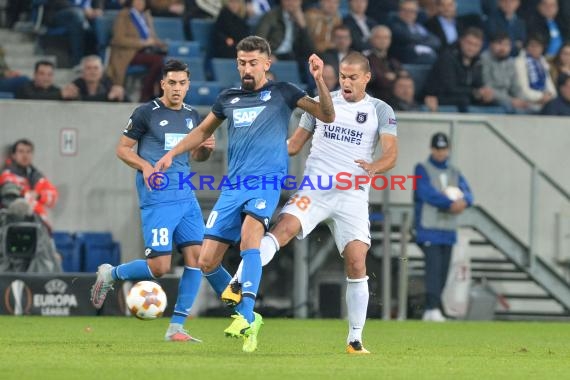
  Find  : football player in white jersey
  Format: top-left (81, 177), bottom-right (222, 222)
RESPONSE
top-left (223, 52), bottom-right (398, 354)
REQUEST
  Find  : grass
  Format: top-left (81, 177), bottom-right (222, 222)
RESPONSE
top-left (1, 317), bottom-right (569, 380)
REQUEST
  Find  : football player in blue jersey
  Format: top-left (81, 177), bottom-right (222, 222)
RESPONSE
top-left (155, 36), bottom-right (335, 352)
top-left (90, 59), bottom-right (215, 342)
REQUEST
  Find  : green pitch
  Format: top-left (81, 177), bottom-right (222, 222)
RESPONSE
top-left (1, 316), bottom-right (569, 380)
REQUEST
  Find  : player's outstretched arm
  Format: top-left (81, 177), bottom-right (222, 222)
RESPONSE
top-left (116, 135), bottom-right (155, 189)
top-left (287, 128), bottom-right (312, 156)
top-left (296, 54), bottom-right (335, 123)
top-left (355, 134), bottom-right (398, 176)
top-left (155, 112), bottom-right (223, 171)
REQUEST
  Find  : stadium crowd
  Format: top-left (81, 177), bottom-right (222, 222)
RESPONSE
top-left (2, 0), bottom-right (570, 115)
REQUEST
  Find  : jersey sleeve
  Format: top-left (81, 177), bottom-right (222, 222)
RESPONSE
top-left (374, 100), bottom-right (398, 136)
top-left (280, 82), bottom-right (307, 109)
top-left (211, 91), bottom-right (228, 120)
top-left (123, 105), bottom-right (148, 140)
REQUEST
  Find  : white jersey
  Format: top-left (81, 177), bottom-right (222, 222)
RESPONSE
top-left (299, 91), bottom-right (397, 188)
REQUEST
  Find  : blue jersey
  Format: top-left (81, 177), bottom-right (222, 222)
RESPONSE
top-left (123, 99), bottom-right (201, 207)
top-left (212, 81), bottom-right (306, 185)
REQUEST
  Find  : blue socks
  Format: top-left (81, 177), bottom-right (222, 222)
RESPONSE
top-left (236, 249), bottom-right (261, 323)
top-left (204, 265), bottom-right (232, 297)
top-left (171, 266), bottom-right (202, 325)
top-left (112, 259), bottom-right (153, 281)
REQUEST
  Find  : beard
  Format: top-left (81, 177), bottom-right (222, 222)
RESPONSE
top-left (241, 76), bottom-right (256, 90)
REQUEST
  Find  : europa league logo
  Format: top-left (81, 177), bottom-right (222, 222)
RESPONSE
top-left (4, 280), bottom-right (32, 315)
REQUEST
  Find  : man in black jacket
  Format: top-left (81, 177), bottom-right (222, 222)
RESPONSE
top-left (423, 27), bottom-right (494, 112)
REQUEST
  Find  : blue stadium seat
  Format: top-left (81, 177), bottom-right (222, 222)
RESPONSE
top-left (93, 11), bottom-right (117, 60)
top-left (166, 55), bottom-right (206, 81)
top-left (153, 17), bottom-right (186, 42)
top-left (401, 63), bottom-right (433, 95)
top-left (52, 231), bottom-right (81, 272)
top-left (167, 41), bottom-right (201, 57)
top-left (190, 18), bottom-right (215, 52)
top-left (270, 60), bottom-right (303, 85)
top-left (211, 58), bottom-right (240, 87)
top-left (456, 0), bottom-right (483, 16)
top-left (0, 92), bottom-right (15, 99)
top-left (185, 81), bottom-right (223, 105)
top-left (467, 105), bottom-right (505, 114)
top-left (75, 232), bottom-right (120, 272)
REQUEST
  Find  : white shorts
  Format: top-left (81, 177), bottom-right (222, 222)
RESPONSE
top-left (280, 188), bottom-right (370, 254)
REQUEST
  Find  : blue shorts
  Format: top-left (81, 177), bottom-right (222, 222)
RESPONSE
top-left (140, 196), bottom-right (204, 258)
top-left (204, 187), bottom-right (280, 245)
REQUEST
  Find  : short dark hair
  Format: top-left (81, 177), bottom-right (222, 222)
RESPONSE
top-left (526, 34), bottom-right (546, 47)
top-left (162, 59), bottom-right (190, 78)
top-left (11, 139), bottom-right (34, 154)
top-left (34, 60), bottom-right (54, 73)
top-left (489, 31), bottom-right (511, 44)
top-left (460, 27), bottom-right (484, 41)
top-left (236, 36), bottom-right (271, 57)
top-left (340, 52), bottom-right (371, 73)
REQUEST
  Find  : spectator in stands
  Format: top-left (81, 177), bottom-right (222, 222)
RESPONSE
top-left (322, 24), bottom-right (353, 75)
top-left (549, 41), bottom-right (570, 85)
top-left (255, 0), bottom-right (315, 78)
top-left (425, 0), bottom-right (484, 52)
top-left (525, 0), bottom-right (562, 59)
top-left (485, 0), bottom-right (526, 57)
top-left (69, 55), bottom-right (127, 102)
top-left (213, 0), bottom-right (251, 58)
top-left (149, 0), bottom-right (185, 16)
top-left (305, 0), bottom-right (342, 54)
top-left (541, 74), bottom-right (570, 115)
top-left (6, 0), bottom-right (32, 28)
top-left (366, 25), bottom-right (403, 101)
top-left (322, 63), bottom-right (338, 91)
top-left (0, 139), bottom-right (59, 229)
top-left (420, 0), bottom-right (438, 18)
top-left (424, 27), bottom-right (494, 112)
top-left (556, 0), bottom-right (570, 43)
top-left (106, 0), bottom-right (167, 102)
top-left (343, 0), bottom-right (378, 53)
top-left (414, 132), bottom-right (473, 322)
top-left (44, 0), bottom-right (102, 67)
top-left (0, 46), bottom-right (30, 95)
top-left (389, 0), bottom-right (441, 64)
top-left (514, 34), bottom-right (556, 112)
top-left (368, 0), bottom-right (398, 25)
top-left (255, 0), bottom-right (315, 82)
top-left (389, 74), bottom-right (421, 111)
top-left (481, 32), bottom-right (529, 113)
top-left (15, 61), bottom-right (78, 100)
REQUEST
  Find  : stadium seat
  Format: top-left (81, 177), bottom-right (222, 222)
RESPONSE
top-left (52, 231), bottom-right (81, 272)
top-left (211, 58), bottom-right (240, 87)
top-left (401, 64), bottom-right (433, 96)
top-left (166, 56), bottom-right (206, 81)
top-left (190, 18), bottom-right (215, 52)
top-left (185, 81), bottom-right (223, 105)
top-left (467, 105), bottom-right (505, 114)
top-left (0, 92), bottom-right (15, 99)
top-left (270, 60), bottom-right (303, 85)
top-left (153, 17), bottom-right (186, 42)
top-left (167, 41), bottom-right (201, 58)
top-left (456, 0), bottom-right (483, 16)
top-left (76, 232), bottom-right (120, 272)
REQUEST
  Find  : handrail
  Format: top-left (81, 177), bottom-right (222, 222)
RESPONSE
top-left (396, 114), bottom-right (570, 202)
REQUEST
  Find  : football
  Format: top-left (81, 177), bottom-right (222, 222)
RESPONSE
top-left (126, 281), bottom-right (167, 320)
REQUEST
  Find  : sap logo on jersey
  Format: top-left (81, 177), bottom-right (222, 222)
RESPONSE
top-left (232, 106), bottom-right (265, 128)
top-left (164, 133), bottom-right (186, 150)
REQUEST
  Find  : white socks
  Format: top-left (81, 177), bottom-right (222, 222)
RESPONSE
top-left (234, 232), bottom-right (280, 283)
top-left (346, 276), bottom-right (369, 344)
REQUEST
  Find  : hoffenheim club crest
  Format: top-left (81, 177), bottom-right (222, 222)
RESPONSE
top-left (186, 118), bottom-right (194, 130)
top-left (259, 90), bottom-right (271, 102)
top-left (356, 112), bottom-right (368, 124)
